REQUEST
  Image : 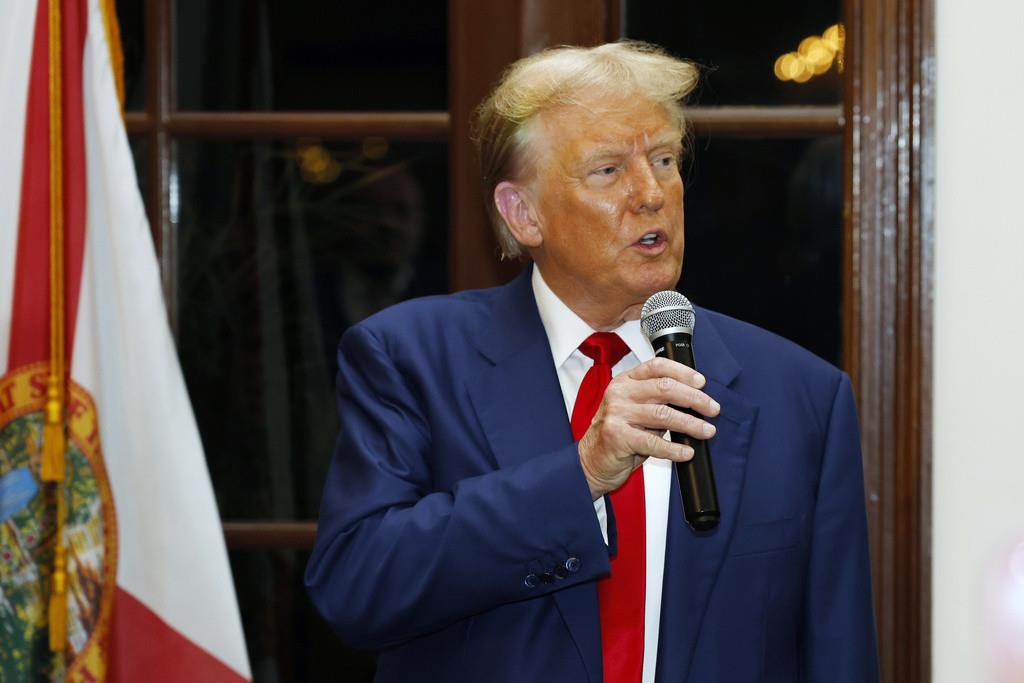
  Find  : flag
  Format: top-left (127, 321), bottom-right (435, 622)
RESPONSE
top-left (0, 0), bottom-right (251, 680)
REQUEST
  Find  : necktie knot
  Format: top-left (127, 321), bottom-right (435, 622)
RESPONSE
top-left (578, 332), bottom-right (631, 367)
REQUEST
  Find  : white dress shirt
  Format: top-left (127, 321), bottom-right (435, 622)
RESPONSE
top-left (531, 267), bottom-right (670, 683)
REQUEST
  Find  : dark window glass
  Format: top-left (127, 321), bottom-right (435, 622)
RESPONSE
top-left (625, 1), bottom-right (841, 105)
top-left (174, 0), bottom-right (448, 111)
top-left (116, 0), bottom-right (145, 110)
top-left (681, 136), bottom-right (842, 364)
top-left (174, 138), bottom-right (448, 519)
top-left (231, 550), bottom-right (375, 682)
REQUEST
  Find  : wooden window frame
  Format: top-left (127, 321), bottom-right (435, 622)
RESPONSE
top-left (132, 0), bottom-right (934, 680)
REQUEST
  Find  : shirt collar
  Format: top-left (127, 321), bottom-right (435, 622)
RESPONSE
top-left (531, 265), bottom-right (654, 367)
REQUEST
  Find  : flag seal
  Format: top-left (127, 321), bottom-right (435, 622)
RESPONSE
top-left (0, 362), bottom-right (117, 682)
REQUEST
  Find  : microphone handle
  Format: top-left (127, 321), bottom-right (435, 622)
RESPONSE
top-left (655, 332), bottom-right (721, 531)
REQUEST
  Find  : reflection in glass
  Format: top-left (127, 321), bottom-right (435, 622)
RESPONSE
top-left (625, 0), bottom-right (841, 105)
top-left (682, 136), bottom-right (842, 364)
top-left (230, 550), bottom-right (375, 682)
top-left (174, 139), bottom-right (448, 520)
top-left (174, 0), bottom-right (447, 111)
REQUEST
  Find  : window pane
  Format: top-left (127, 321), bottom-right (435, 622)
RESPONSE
top-left (174, 0), bottom-right (447, 111)
top-left (174, 138), bottom-right (448, 520)
top-left (625, 1), bottom-right (841, 105)
top-left (117, 0), bottom-right (145, 111)
top-left (231, 550), bottom-right (375, 682)
top-left (681, 136), bottom-right (842, 364)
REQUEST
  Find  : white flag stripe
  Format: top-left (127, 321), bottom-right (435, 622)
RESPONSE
top-left (0, 0), bottom-right (37, 375)
top-left (69, 0), bottom-right (251, 676)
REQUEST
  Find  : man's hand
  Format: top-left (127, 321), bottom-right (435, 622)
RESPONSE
top-left (578, 357), bottom-right (721, 500)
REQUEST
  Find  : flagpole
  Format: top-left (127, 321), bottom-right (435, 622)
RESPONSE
top-left (41, 0), bottom-right (69, 653)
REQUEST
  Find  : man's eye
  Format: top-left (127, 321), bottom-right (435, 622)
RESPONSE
top-left (653, 155), bottom-right (675, 167)
top-left (594, 166), bottom-right (618, 176)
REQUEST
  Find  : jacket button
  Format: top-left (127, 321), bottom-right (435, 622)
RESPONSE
top-left (553, 564), bottom-right (567, 580)
top-left (565, 557), bottom-right (581, 573)
top-left (524, 573), bottom-right (539, 588)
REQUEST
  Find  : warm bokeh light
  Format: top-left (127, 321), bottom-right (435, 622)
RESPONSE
top-left (792, 64), bottom-right (814, 83)
top-left (362, 136), bottom-right (389, 160)
top-left (800, 37), bottom-right (834, 74)
top-left (773, 55), bottom-right (788, 81)
top-left (777, 53), bottom-right (800, 80)
top-left (797, 37), bottom-right (820, 57)
top-left (296, 139), bottom-right (342, 184)
top-left (774, 23), bottom-right (844, 83)
top-left (823, 24), bottom-right (842, 52)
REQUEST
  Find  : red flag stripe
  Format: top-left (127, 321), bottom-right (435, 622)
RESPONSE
top-left (61, 0), bottom-right (88, 357)
top-left (8, 0), bottom-right (88, 370)
top-left (109, 588), bottom-right (249, 683)
top-left (7, 0), bottom-right (50, 368)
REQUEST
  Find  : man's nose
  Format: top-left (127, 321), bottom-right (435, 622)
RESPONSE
top-left (627, 161), bottom-right (665, 213)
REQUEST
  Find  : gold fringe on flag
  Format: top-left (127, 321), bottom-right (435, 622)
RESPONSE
top-left (99, 0), bottom-right (125, 111)
top-left (42, 0), bottom-right (68, 654)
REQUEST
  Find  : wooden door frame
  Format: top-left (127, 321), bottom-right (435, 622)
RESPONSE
top-left (844, 0), bottom-right (934, 680)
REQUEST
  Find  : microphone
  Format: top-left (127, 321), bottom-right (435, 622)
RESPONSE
top-left (641, 291), bottom-right (720, 532)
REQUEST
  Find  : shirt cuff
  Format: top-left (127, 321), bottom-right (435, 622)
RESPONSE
top-left (594, 495), bottom-right (609, 545)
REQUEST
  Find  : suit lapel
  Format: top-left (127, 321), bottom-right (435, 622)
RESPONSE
top-left (466, 268), bottom-right (574, 471)
top-left (656, 309), bottom-right (759, 682)
top-left (465, 268), bottom-right (603, 683)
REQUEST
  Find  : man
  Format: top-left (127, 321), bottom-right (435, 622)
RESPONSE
top-left (306, 42), bottom-right (879, 682)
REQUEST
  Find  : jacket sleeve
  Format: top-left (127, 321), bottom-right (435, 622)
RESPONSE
top-left (304, 323), bottom-right (610, 649)
top-left (799, 373), bottom-right (881, 681)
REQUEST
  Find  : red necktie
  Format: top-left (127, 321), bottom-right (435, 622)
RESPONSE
top-left (570, 332), bottom-right (645, 683)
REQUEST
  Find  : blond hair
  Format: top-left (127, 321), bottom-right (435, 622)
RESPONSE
top-left (472, 41), bottom-right (699, 259)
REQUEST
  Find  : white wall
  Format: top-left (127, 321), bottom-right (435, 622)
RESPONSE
top-left (934, 0), bottom-right (1024, 680)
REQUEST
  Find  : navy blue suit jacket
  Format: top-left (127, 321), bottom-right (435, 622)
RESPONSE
top-left (306, 268), bottom-right (879, 682)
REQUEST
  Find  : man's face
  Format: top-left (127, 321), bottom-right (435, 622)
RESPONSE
top-left (527, 94), bottom-right (686, 326)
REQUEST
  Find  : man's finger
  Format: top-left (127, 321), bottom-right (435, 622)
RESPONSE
top-left (623, 426), bottom-right (694, 462)
top-left (621, 376), bottom-right (720, 417)
top-left (626, 356), bottom-right (706, 388)
top-left (623, 403), bottom-right (717, 440)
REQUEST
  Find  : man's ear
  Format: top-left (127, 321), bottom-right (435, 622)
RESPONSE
top-left (494, 181), bottom-right (543, 249)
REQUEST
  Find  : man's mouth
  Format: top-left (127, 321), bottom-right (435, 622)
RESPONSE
top-left (635, 231), bottom-right (666, 247)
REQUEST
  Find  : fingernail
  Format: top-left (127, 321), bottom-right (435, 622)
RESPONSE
top-left (692, 373), bottom-right (706, 388)
top-left (709, 399), bottom-right (720, 414)
top-left (703, 422), bottom-right (716, 438)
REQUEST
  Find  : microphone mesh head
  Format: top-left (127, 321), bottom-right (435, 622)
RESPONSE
top-left (641, 290), bottom-right (695, 340)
